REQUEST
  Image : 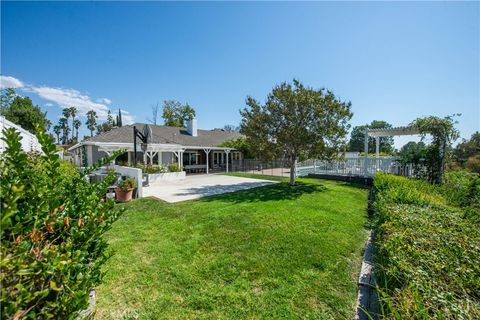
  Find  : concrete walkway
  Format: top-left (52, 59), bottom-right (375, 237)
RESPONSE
top-left (143, 174), bottom-right (278, 203)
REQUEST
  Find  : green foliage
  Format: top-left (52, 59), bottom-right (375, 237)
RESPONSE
top-left (118, 178), bottom-right (136, 191)
top-left (145, 164), bottom-right (167, 174)
top-left (162, 100), bottom-right (196, 127)
top-left (373, 173), bottom-right (480, 319)
top-left (0, 89), bottom-right (49, 134)
top-left (451, 131), bottom-right (480, 173)
top-left (218, 137), bottom-right (253, 159)
top-left (411, 115), bottom-right (460, 184)
top-left (167, 163), bottom-right (182, 172)
top-left (397, 141), bottom-right (428, 178)
top-left (348, 120), bottom-right (395, 154)
top-left (0, 126), bottom-right (123, 319)
top-left (240, 79), bottom-right (352, 185)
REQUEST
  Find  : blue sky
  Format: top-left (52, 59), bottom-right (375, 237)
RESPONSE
top-left (1, 1), bottom-right (479, 148)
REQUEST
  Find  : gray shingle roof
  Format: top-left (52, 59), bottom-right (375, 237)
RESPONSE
top-left (85, 123), bottom-right (242, 147)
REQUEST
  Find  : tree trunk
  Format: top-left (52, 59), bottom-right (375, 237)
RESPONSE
top-left (289, 159), bottom-right (296, 186)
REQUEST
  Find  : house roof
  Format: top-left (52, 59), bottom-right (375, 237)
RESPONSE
top-left (79, 123), bottom-right (243, 148)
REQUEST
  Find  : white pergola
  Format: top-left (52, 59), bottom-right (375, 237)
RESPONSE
top-left (363, 125), bottom-right (421, 175)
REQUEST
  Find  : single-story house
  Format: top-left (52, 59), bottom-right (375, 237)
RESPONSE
top-left (68, 119), bottom-right (243, 174)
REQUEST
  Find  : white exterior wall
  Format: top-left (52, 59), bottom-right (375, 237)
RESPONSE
top-left (0, 116), bottom-right (42, 153)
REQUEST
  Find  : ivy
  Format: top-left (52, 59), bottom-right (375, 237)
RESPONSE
top-left (411, 115), bottom-right (460, 184)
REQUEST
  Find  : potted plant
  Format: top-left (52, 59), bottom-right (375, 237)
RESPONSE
top-left (115, 177), bottom-right (136, 202)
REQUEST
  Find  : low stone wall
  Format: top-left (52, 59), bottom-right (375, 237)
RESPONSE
top-left (148, 171), bottom-right (186, 183)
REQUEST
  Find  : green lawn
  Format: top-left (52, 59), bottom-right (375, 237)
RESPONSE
top-left (95, 176), bottom-right (369, 319)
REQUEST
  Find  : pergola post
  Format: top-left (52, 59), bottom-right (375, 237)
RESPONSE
top-left (375, 136), bottom-right (380, 172)
top-left (203, 148), bottom-right (211, 174)
top-left (364, 129), bottom-right (369, 176)
top-left (224, 149), bottom-right (231, 173)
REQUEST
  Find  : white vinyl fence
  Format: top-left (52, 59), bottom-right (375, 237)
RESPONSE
top-left (0, 116), bottom-right (42, 153)
top-left (296, 157), bottom-right (407, 177)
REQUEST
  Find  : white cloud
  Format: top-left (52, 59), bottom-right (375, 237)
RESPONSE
top-left (97, 97), bottom-right (112, 105)
top-left (0, 75), bottom-right (24, 89)
top-left (2, 75), bottom-right (135, 124)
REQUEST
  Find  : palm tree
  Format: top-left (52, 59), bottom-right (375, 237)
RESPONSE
top-left (69, 107), bottom-right (78, 141)
top-left (62, 108), bottom-right (71, 143)
top-left (53, 125), bottom-right (61, 144)
top-left (73, 119), bottom-right (81, 140)
top-left (58, 117), bottom-right (69, 145)
top-left (86, 110), bottom-right (97, 137)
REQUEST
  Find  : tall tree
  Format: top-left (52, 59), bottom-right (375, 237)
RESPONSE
top-left (148, 103), bottom-right (160, 125)
top-left (73, 119), bottom-right (82, 140)
top-left (1, 89), bottom-right (48, 134)
top-left (86, 110), bottom-right (98, 137)
top-left (69, 107), bottom-right (78, 141)
top-left (53, 124), bottom-right (61, 144)
top-left (117, 109), bottom-right (123, 127)
top-left (162, 100), bottom-right (196, 127)
top-left (58, 117), bottom-right (70, 145)
top-left (348, 120), bottom-right (395, 154)
top-left (240, 79), bottom-right (352, 186)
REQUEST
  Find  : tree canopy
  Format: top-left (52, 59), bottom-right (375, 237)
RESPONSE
top-left (348, 120), bottom-right (395, 154)
top-left (162, 100), bottom-right (196, 127)
top-left (240, 79), bottom-right (352, 185)
top-left (451, 131), bottom-right (480, 173)
top-left (0, 88), bottom-right (49, 134)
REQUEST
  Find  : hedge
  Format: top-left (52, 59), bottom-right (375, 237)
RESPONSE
top-left (372, 172), bottom-right (480, 319)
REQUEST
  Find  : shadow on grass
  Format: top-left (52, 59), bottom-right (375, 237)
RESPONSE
top-left (198, 181), bottom-right (327, 203)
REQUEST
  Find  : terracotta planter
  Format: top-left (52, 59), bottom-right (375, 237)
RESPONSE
top-left (115, 188), bottom-right (134, 202)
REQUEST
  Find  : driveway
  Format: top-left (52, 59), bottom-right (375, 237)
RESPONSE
top-left (143, 174), bottom-right (278, 203)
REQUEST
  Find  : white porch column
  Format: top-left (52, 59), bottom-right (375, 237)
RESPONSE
top-left (204, 148), bottom-right (211, 174)
top-left (224, 149), bottom-right (231, 173)
top-left (363, 129), bottom-right (369, 176)
top-left (127, 151), bottom-right (132, 165)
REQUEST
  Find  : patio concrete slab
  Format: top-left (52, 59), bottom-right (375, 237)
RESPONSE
top-left (143, 174), bottom-right (278, 203)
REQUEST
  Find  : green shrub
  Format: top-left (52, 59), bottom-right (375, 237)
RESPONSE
top-left (373, 173), bottom-right (480, 319)
top-left (0, 127), bottom-right (123, 319)
top-left (442, 170), bottom-right (480, 209)
top-left (168, 163), bottom-right (182, 172)
top-left (117, 177), bottom-right (136, 191)
top-left (145, 164), bottom-right (167, 174)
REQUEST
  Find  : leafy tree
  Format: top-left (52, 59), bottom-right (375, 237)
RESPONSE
top-left (86, 110), bottom-right (98, 137)
top-left (218, 137), bottom-right (254, 159)
top-left (1, 90), bottom-right (48, 134)
top-left (348, 120), bottom-right (395, 154)
top-left (0, 88), bottom-right (16, 115)
top-left (398, 141), bottom-right (428, 178)
top-left (162, 100), bottom-right (196, 127)
top-left (73, 119), bottom-right (81, 140)
top-left (451, 131), bottom-right (480, 173)
top-left (412, 115), bottom-right (460, 184)
top-left (0, 125), bottom-right (123, 318)
top-left (240, 79), bottom-right (352, 186)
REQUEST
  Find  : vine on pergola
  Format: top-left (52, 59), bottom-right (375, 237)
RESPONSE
top-left (411, 114), bottom-right (460, 184)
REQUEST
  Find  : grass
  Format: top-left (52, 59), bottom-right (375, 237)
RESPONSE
top-left (95, 176), bottom-right (369, 319)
